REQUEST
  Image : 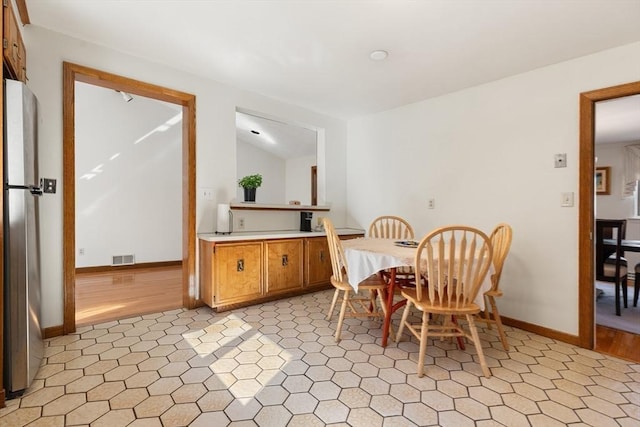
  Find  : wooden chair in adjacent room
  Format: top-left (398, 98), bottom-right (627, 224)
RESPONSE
top-left (634, 264), bottom-right (640, 307)
top-left (478, 223), bottom-right (513, 351)
top-left (595, 219), bottom-right (628, 316)
top-left (396, 225), bottom-right (493, 378)
top-left (323, 218), bottom-right (389, 342)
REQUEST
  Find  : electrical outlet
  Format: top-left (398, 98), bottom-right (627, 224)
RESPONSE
top-left (428, 199), bottom-right (435, 209)
top-left (238, 217), bottom-right (245, 229)
top-left (555, 153), bottom-right (567, 168)
top-left (79, 248), bottom-right (85, 256)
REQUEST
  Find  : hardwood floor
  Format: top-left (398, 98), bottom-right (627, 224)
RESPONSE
top-left (594, 280), bottom-right (640, 363)
top-left (75, 265), bottom-right (183, 327)
top-left (595, 324), bottom-right (640, 363)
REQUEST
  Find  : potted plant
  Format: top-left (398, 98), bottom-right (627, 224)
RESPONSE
top-left (238, 173), bottom-right (262, 202)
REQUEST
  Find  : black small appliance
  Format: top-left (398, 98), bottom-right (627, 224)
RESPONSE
top-left (300, 211), bottom-right (313, 232)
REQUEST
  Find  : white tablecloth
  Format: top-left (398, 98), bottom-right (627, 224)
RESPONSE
top-left (342, 237), bottom-right (491, 310)
top-left (343, 238), bottom-right (415, 288)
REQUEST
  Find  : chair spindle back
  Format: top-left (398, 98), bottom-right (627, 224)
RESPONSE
top-left (368, 216), bottom-right (414, 240)
top-left (489, 223), bottom-right (513, 292)
top-left (323, 218), bottom-right (348, 284)
top-left (414, 226), bottom-right (492, 309)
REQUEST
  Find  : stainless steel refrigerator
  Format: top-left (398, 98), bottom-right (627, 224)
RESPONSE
top-left (3, 79), bottom-right (56, 397)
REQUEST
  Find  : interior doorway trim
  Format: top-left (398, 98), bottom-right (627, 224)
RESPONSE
top-left (62, 62), bottom-right (197, 334)
top-left (578, 80), bottom-right (640, 349)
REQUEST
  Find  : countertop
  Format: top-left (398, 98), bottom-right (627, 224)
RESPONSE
top-left (198, 228), bottom-right (365, 242)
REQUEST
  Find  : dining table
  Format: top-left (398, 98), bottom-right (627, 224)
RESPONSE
top-left (603, 238), bottom-right (640, 253)
top-left (341, 237), bottom-right (492, 347)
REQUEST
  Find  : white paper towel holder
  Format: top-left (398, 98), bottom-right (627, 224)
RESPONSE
top-left (215, 206), bottom-right (233, 235)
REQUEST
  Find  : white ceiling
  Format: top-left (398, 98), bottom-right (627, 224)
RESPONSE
top-left (595, 95), bottom-right (640, 144)
top-left (26, 0), bottom-right (640, 121)
top-left (236, 111), bottom-right (316, 160)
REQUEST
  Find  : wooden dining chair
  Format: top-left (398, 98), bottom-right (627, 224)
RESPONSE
top-left (634, 263), bottom-right (640, 307)
top-left (595, 219), bottom-right (628, 316)
top-left (323, 218), bottom-right (389, 342)
top-left (479, 223), bottom-right (513, 351)
top-left (368, 215), bottom-right (416, 286)
top-left (368, 215), bottom-right (415, 240)
top-left (396, 225), bottom-right (493, 378)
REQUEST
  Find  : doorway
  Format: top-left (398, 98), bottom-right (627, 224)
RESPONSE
top-left (62, 62), bottom-right (197, 334)
top-left (578, 80), bottom-right (640, 351)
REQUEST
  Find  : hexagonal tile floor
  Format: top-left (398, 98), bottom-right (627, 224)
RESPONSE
top-left (1, 289), bottom-right (638, 426)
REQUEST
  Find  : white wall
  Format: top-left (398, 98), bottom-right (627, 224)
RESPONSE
top-left (286, 155), bottom-right (315, 205)
top-left (75, 82), bottom-right (182, 267)
top-left (347, 41), bottom-right (640, 335)
top-left (24, 26), bottom-right (349, 328)
top-left (236, 140), bottom-right (286, 204)
top-left (235, 142), bottom-right (315, 206)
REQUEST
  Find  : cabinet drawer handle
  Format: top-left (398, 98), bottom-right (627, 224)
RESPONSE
top-left (282, 254), bottom-right (288, 266)
top-left (237, 259), bottom-right (244, 272)
top-left (320, 250), bottom-right (325, 262)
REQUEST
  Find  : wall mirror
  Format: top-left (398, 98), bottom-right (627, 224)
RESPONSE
top-left (236, 109), bottom-right (322, 206)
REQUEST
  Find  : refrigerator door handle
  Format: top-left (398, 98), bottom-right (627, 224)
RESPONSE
top-left (6, 183), bottom-right (42, 196)
top-left (5, 178), bottom-right (56, 196)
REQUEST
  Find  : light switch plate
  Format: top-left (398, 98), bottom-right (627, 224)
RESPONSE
top-left (201, 187), bottom-right (214, 200)
top-left (561, 192), bottom-right (574, 207)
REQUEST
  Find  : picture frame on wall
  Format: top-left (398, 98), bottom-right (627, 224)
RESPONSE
top-left (596, 166), bottom-right (611, 195)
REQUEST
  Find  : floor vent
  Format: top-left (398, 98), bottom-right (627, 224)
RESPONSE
top-left (112, 254), bottom-right (135, 266)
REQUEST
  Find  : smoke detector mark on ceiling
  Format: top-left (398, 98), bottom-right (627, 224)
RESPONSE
top-left (369, 50), bottom-right (388, 61)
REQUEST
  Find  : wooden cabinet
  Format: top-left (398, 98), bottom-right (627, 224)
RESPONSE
top-left (3, 0), bottom-right (26, 82)
top-left (304, 233), bottom-right (362, 287)
top-left (265, 239), bottom-right (303, 294)
top-left (211, 242), bottom-right (263, 307)
top-left (213, 242), bottom-right (263, 306)
top-left (305, 237), bottom-right (332, 287)
top-left (199, 231), bottom-right (363, 311)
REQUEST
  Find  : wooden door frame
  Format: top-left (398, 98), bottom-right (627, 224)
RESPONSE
top-left (578, 80), bottom-right (640, 348)
top-left (62, 62), bottom-right (197, 334)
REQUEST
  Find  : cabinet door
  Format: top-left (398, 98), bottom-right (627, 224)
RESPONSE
top-left (3, 0), bottom-right (26, 82)
top-left (3, 0), bottom-right (20, 78)
top-left (265, 239), bottom-right (303, 294)
top-left (214, 242), bottom-right (263, 306)
top-left (305, 237), bottom-right (333, 287)
top-left (199, 240), bottom-right (215, 307)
